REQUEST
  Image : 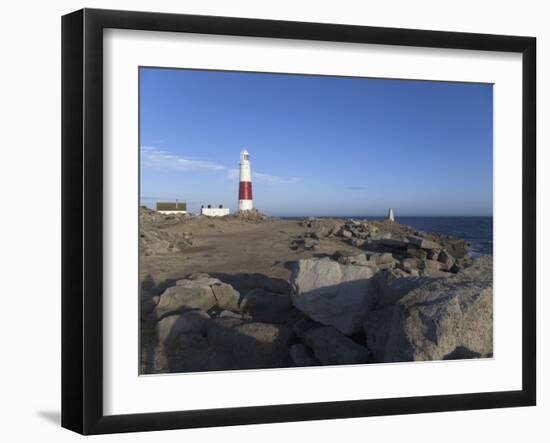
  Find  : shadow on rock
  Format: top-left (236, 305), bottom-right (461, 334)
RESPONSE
top-left (209, 272), bottom-right (289, 293)
top-left (165, 317), bottom-right (294, 373)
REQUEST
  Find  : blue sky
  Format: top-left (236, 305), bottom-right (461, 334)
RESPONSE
top-left (140, 67), bottom-right (493, 216)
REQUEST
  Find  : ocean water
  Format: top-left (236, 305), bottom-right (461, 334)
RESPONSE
top-left (385, 216), bottom-right (492, 256)
top-left (285, 216), bottom-right (493, 256)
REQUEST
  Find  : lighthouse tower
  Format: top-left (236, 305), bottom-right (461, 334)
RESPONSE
top-left (238, 148), bottom-right (253, 211)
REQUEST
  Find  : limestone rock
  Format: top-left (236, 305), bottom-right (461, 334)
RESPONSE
top-left (303, 238), bottom-right (320, 249)
top-left (381, 238), bottom-right (408, 249)
top-left (341, 229), bottom-right (353, 239)
top-left (327, 223), bottom-right (344, 237)
top-left (156, 310), bottom-right (210, 347)
top-left (376, 273), bottom-right (433, 307)
top-left (370, 252), bottom-right (395, 265)
top-left (291, 258), bottom-right (378, 335)
top-left (218, 274), bottom-right (290, 296)
top-left (240, 288), bottom-right (292, 313)
top-left (176, 276), bottom-right (220, 287)
top-left (178, 333), bottom-right (208, 350)
top-left (460, 255), bottom-right (493, 280)
top-left (290, 344), bottom-right (321, 367)
top-left (139, 216), bottom-right (193, 256)
top-left (140, 230), bottom-right (171, 256)
top-left (302, 326), bottom-right (371, 365)
top-left (365, 274), bottom-right (431, 361)
top-left (408, 236), bottom-right (441, 250)
top-left (292, 316), bottom-right (322, 339)
top-left (211, 282), bottom-right (241, 312)
top-left (364, 303), bottom-right (396, 362)
top-left (154, 285), bottom-right (217, 318)
top-left (348, 253), bottom-right (370, 266)
top-left (332, 251), bottom-right (364, 264)
top-left (140, 289), bottom-right (159, 315)
top-left (401, 258), bottom-right (420, 273)
top-left (335, 252), bottom-right (378, 270)
top-left (383, 256), bottom-right (493, 362)
top-left (206, 318), bottom-right (293, 369)
top-left (219, 310), bottom-right (249, 320)
top-left (437, 249), bottom-right (455, 270)
top-left (407, 247), bottom-right (428, 260)
top-left (155, 275), bottom-right (243, 318)
top-left (166, 333), bottom-right (212, 372)
top-left (422, 259), bottom-right (444, 275)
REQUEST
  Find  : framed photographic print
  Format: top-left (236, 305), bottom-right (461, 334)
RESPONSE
top-left (61, 8), bottom-right (536, 435)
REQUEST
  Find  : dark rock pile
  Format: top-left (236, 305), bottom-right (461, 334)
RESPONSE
top-left (141, 273), bottom-right (309, 373)
top-left (140, 206), bottom-right (191, 225)
top-left (228, 208), bottom-right (270, 223)
top-left (140, 229), bottom-right (193, 256)
top-left (140, 207), bottom-right (193, 256)
top-left (329, 219), bottom-right (470, 276)
top-left (289, 253), bottom-right (492, 365)
top-left (289, 231), bottom-right (321, 251)
top-left (140, 217), bottom-right (491, 373)
top-left (141, 257), bottom-right (492, 373)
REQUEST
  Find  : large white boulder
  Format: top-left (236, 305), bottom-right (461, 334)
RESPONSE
top-left (154, 285), bottom-right (217, 318)
top-left (290, 258), bottom-right (377, 335)
top-left (366, 256), bottom-right (493, 362)
top-left (154, 275), bottom-right (240, 318)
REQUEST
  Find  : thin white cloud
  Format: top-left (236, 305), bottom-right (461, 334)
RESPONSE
top-left (253, 172), bottom-right (302, 185)
top-left (226, 168), bottom-right (240, 181)
top-left (141, 146), bottom-right (225, 172)
top-left (141, 146), bottom-right (301, 186)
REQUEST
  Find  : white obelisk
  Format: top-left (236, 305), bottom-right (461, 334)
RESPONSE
top-left (238, 148), bottom-right (253, 211)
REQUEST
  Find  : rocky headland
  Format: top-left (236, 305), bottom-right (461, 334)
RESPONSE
top-left (140, 208), bottom-right (492, 373)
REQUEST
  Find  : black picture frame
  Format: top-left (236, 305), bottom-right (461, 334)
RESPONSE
top-left (61, 8), bottom-right (536, 435)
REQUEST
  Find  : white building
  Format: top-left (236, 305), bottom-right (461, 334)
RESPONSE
top-left (201, 205), bottom-right (230, 217)
top-left (156, 201), bottom-right (187, 215)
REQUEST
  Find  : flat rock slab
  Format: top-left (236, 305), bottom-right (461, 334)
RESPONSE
top-left (437, 249), bottom-right (456, 270)
top-left (214, 274), bottom-right (290, 296)
top-left (408, 236), bottom-right (441, 250)
top-left (206, 318), bottom-right (293, 369)
top-left (380, 238), bottom-right (409, 249)
top-left (154, 285), bottom-right (217, 319)
top-left (210, 283), bottom-right (241, 312)
top-left (240, 287), bottom-right (292, 313)
top-left (290, 344), bottom-right (321, 367)
top-left (291, 258), bottom-right (377, 335)
top-left (302, 326), bottom-right (371, 365)
top-left (155, 275), bottom-right (241, 319)
top-left (156, 310), bottom-right (210, 347)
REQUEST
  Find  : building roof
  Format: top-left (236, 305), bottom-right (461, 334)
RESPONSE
top-left (156, 202), bottom-right (187, 211)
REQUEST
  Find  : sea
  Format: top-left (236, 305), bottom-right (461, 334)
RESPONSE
top-left (283, 216), bottom-right (493, 256)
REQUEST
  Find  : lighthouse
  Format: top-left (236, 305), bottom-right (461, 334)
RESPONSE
top-left (238, 148), bottom-right (253, 211)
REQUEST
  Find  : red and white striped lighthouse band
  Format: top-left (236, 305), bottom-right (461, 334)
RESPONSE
top-left (238, 148), bottom-right (254, 211)
top-left (239, 181), bottom-right (252, 201)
